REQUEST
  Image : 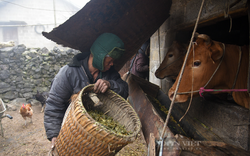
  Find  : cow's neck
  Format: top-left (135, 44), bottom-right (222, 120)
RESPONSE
top-left (209, 44), bottom-right (246, 89)
top-left (216, 44), bottom-right (249, 108)
top-left (222, 45), bottom-right (248, 89)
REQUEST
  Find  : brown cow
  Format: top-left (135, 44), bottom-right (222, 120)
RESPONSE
top-left (168, 33), bottom-right (249, 109)
top-left (155, 41), bottom-right (187, 80)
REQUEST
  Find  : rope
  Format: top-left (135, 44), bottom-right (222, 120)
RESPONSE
top-left (224, 1), bottom-right (233, 32)
top-left (158, 1), bottom-right (206, 155)
top-left (176, 43), bottom-right (247, 98)
top-left (231, 46), bottom-right (242, 90)
top-left (179, 42), bottom-right (196, 122)
top-left (199, 45), bottom-right (243, 97)
top-left (176, 43), bottom-right (225, 95)
top-left (247, 0), bottom-right (250, 101)
top-left (224, 0), bottom-right (242, 32)
top-left (199, 88), bottom-right (247, 97)
top-left (203, 43), bottom-right (225, 88)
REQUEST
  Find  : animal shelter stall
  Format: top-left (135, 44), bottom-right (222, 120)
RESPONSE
top-left (127, 74), bottom-right (250, 155)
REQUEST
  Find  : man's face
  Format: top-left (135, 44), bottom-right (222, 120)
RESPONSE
top-left (102, 56), bottom-right (114, 72)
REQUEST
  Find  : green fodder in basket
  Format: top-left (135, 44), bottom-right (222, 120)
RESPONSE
top-left (88, 110), bottom-right (132, 136)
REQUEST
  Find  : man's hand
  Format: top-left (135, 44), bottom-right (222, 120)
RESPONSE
top-left (51, 137), bottom-right (57, 149)
top-left (94, 79), bottom-right (110, 94)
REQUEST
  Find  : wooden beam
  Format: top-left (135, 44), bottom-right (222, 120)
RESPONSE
top-left (175, 8), bottom-right (248, 31)
top-left (148, 133), bottom-right (156, 156)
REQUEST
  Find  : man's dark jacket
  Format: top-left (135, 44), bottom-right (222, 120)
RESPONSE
top-left (130, 40), bottom-right (149, 79)
top-left (44, 53), bottom-right (129, 141)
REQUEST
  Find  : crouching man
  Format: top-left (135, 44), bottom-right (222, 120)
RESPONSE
top-left (44, 33), bottom-right (128, 155)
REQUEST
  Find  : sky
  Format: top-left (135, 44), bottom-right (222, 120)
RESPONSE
top-left (67, 0), bottom-right (90, 9)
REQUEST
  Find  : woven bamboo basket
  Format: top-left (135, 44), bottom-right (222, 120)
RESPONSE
top-left (55, 84), bottom-right (141, 156)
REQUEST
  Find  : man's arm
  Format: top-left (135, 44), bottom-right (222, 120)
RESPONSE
top-left (104, 67), bottom-right (129, 99)
top-left (44, 66), bottom-right (73, 141)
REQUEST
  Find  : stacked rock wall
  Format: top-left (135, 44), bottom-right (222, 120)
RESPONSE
top-left (0, 44), bottom-right (80, 102)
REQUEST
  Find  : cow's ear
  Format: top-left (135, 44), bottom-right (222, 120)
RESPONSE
top-left (197, 34), bottom-right (211, 45)
top-left (209, 42), bottom-right (224, 63)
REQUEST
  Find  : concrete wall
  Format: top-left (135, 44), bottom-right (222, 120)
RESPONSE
top-left (149, 22), bottom-right (176, 94)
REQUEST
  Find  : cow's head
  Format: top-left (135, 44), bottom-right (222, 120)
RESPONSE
top-left (155, 41), bottom-right (187, 80)
top-left (168, 33), bottom-right (224, 102)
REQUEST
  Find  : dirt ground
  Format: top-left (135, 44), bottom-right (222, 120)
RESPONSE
top-left (0, 105), bottom-right (147, 156)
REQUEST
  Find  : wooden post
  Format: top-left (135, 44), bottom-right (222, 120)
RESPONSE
top-left (148, 133), bottom-right (156, 156)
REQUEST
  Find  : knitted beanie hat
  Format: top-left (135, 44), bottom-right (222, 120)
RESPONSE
top-left (90, 33), bottom-right (125, 71)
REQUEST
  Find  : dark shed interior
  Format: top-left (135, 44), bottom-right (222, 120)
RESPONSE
top-left (176, 15), bottom-right (249, 46)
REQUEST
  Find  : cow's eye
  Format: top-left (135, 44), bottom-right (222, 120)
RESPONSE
top-left (193, 61), bottom-right (201, 67)
top-left (168, 54), bottom-right (173, 57)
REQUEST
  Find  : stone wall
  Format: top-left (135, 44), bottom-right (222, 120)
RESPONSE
top-left (0, 45), bottom-right (81, 103)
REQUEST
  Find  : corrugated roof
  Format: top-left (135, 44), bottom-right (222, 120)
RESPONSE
top-left (42, 0), bottom-right (172, 71)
